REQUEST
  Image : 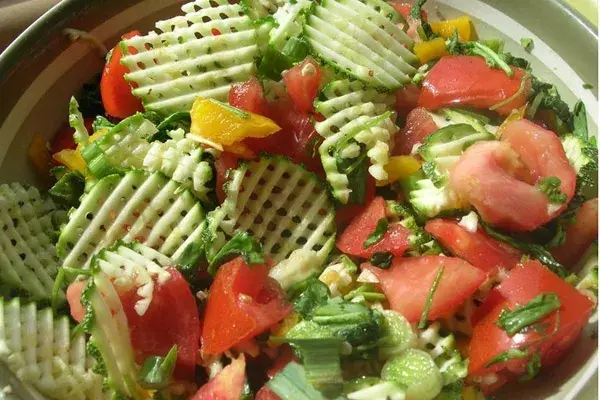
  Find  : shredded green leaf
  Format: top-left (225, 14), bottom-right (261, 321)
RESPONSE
top-left (447, 32), bottom-right (513, 77)
top-left (520, 38), bottom-right (534, 52)
top-left (573, 101), bottom-right (589, 140)
top-left (364, 218), bottom-right (389, 249)
top-left (485, 348), bottom-right (529, 368)
top-left (418, 266), bottom-right (445, 329)
top-left (208, 231), bottom-right (265, 275)
top-left (520, 350), bottom-right (542, 382)
top-left (369, 252), bottom-right (394, 269)
top-left (290, 278), bottom-right (331, 318)
top-left (495, 293), bottom-right (561, 336)
top-left (583, 83), bottom-right (594, 90)
top-left (137, 345), bottom-right (178, 390)
top-left (536, 177), bottom-right (568, 204)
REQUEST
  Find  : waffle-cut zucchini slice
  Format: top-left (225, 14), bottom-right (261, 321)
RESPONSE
top-left (242, 0), bottom-right (285, 18)
top-left (57, 170), bottom-right (205, 270)
top-left (0, 298), bottom-right (106, 400)
top-left (204, 156), bottom-right (336, 263)
top-left (304, 0), bottom-right (417, 90)
top-left (269, 0), bottom-right (313, 51)
top-left (82, 114), bottom-right (214, 203)
top-left (417, 322), bottom-right (468, 386)
top-left (120, 0), bottom-right (260, 115)
top-left (0, 184), bottom-right (63, 301)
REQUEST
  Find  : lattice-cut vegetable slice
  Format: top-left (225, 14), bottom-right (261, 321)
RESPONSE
top-left (57, 170), bottom-right (205, 270)
top-left (242, 0), bottom-right (285, 18)
top-left (417, 322), bottom-right (468, 386)
top-left (204, 156), bottom-right (336, 263)
top-left (120, 0), bottom-right (260, 115)
top-left (315, 81), bottom-right (398, 203)
top-left (0, 298), bottom-right (106, 400)
top-left (82, 114), bottom-right (214, 203)
top-left (0, 184), bottom-right (63, 301)
top-left (304, 0), bottom-right (417, 90)
top-left (269, 0), bottom-right (313, 51)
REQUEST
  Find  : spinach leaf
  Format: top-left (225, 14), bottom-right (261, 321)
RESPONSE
top-left (290, 278), bottom-right (330, 318)
top-left (208, 231), bottom-right (264, 275)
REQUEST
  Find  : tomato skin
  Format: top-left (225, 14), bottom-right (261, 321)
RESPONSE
top-left (395, 84), bottom-right (422, 120)
top-left (121, 268), bottom-right (200, 380)
top-left (425, 219), bottom-right (522, 275)
top-left (282, 58), bottom-right (323, 114)
top-left (363, 255), bottom-right (485, 323)
top-left (215, 152), bottom-right (240, 203)
top-left (256, 387), bottom-right (281, 400)
top-left (393, 106), bottom-right (438, 156)
top-left (100, 31), bottom-right (144, 119)
top-left (66, 280), bottom-right (87, 323)
top-left (191, 356), bottom-right (246, 400)
top-left (229, 77), bottom-right (269, 116)
top-left (551, 198), bottom-right (599, 268)
top-left (336, 197), bottom-right (411, 258)
top-left (202, 257), bottom-right (292, 356)
top-left (418, 56), bottom-right (531, 116)
top-left (468, 261), bottom-right (594, 391)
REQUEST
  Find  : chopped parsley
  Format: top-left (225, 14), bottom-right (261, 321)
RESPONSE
top-left (495, 293), bottom-right (561, 336)
top-left (520, 38), bottom-right (534, 52)
top-left (536, 177), bottom-right (568, 204)
top-left (363, 218), bottom-right (389, 249)
top-left (418, 266), bottom-right (445, 329)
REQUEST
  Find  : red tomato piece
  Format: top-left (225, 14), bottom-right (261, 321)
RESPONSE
top-left (363, 255), bottom-right (485, 322)
top-left (66, 280), bottom-right (87, 323)
top-left (335, 175), bottom-right (376, 228)
top-left (551, 198), bottom-right (599, 268)
top-left (282, 58), bottom-right (323, 114)
top-left (121, 268), bottom-right (199, 380)
top-left (229, 77), bottom-right (269, 116)
top-left (450, 120), bottom-right (577, 231)
top-left (256, 387), bottom-right (281, 400)
top-left (191, 356), bottom-right (246, 400)
top-left (393, 106), bottom-right (438, 156)
top-left (267, 346), bottom-right (298, 379)
top-left (100, 30), bottom-right (144, 119)
top-left (418, 56), bottom-right (531, 116)
top-left (395, 84), bottom-right (422, 120)
top-left (469, 261), bottom-right (594, 391)
top-left (336, 197), bottom-right (411, 258)
top-left (215, 152), bottom-right (240, 203)
top-left (202, 257), bottom-right (292, 356)
top-left (425, 219), bottom-right (522, 275)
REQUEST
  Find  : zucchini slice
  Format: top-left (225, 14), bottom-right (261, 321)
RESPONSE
top-left (304, 0), bottom-right (417, 90)
top-left (204, 156), bottom-right (336, 264)
top-left (0, 298), bottom-right (106, 400)
top-left (0, 184), bottom-right (63, 301)
top-left (417, 322), bottom-right (468, 386)
top-left (57, 170), bottom-right (205, 270)
top-left (120, 0), bottom-right (260, 115)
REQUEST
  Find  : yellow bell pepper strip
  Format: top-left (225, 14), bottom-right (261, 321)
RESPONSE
top-left (268, 312), bottom-right (300, 348)
top-left (52, 129), bottom-right (108, 174)
top-left (376, 156), bottom-right (422, 187)
top-left (28, 135), bottom-right (52, 183)
top-left (190, 97), bottom-right (280, 147)
top-left (413, 37), bottom-right (448, 65)
top-left (223, 142), bottom-right (256, 159)
top-left (496, 105), bottom-right (527, 138)
top-left (430, 16), bottom-right (475, 42)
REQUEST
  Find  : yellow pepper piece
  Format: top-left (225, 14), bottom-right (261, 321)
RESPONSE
top-left (496, 105), bottom-right (527, 138)
top-left (413, 37), bottom-right (448, 65)
top-left (377, 156), bottom-right (422, 187)
top-left (224, 142), bottom-right (255, 159)
top-left (190, 97), bottom-right (280, 147)
top-left (430, 16), bottom-right (474, 42)
top-left (28, 135), bottom-right (52, 183)
top-left (268, 312), bottom-right (300, 348)
top-left (51, 128), bottom-right (108, 174)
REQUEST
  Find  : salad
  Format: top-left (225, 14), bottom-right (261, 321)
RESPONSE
top-left (3, 0), bottom-right (598, 399)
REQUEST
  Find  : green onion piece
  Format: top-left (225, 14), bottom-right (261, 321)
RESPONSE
top-left (485, 348), bottom-right (529, 368)
top-left (267, 362), bottom-right (328, 400)
top-left (86, 154), bottom-right (121, 179)
top-left (495, 293), bottom-right (561, 336)
top-left (364, 218), bottom-right (389, 249)
top-left (49, 170), bottom-right (85, 207)
top-left (208, 98), bottom-right (251, 119)
top-left (418, 266), bottom-right (445, 329)
top-left (520, 350), bottom-right (542, 381)
top-left (573, 101), bottom-right (589, 140)
top-left (137, 345), bottom-right (178, 390)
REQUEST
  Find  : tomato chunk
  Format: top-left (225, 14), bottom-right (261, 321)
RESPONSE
top-left (100, 31), bottom-right (144, 119)
top-left (395, 84), bottom-right (422, 120)
top-left (551, 198), bottom-right (599, 268)
top-left (66, 280), bottom-right (87, 323)
top-left (469, 261), bottom-right (594, 392)
top-left (419, 56), bottom-right (531, 116)
top-left (363, 256), bottom-right (485, 322)
top-left (191, 356), bottom-right (246, 400)
top-left (282, 58), bottom-right (323, 114)
top-left (215, 152), bottom-right (240, 203)
top-left (229, 76), bottom-right (269, 116)
top-left (202, 257), bottom-right (292, 356)
top-left (425, 218), bottom-right (522, 275)
top-left (393, 107), bottom-right (438, 156)
top-left (121, 268), bottom-right (200, 380)
top-left (336, 197), bottom-right (411, 258)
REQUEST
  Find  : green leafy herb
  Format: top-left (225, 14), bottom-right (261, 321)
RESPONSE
top-left (520, 350), bottom-right (542, 382)
top-left (267, 362), bottom-right (327, 400)
top-left (410, 0), bottom-right (436, 40)
top-left (282, 37), bottom-right (310, 63)
top-left (536, 177), bottom-right (567, 204)
top-left (520, 38), bottom-right (534, 52)
top-left (49, 170), bottom-right (85, 207)
top-left (258, 46), bottom-right (294, 81)
top-left (208, 98), bottom-right (251, 120)
top-left (150, 111), bottom-right (192, 142)
top-left (530, 77), bottom-right (572, 125)
top-left (343, 284), bottom-right (386, 302)
top-left (447, 32), bottom-right (513, 77)
top-left (363, 218), bottom-right (389, 249)
top-left (336, 150), bottom-right (368, 205)
top-left (290, 278), bottom-right (330, 318)
top-left (481, 223), bottom-right (568, 278)
top-left (583, 83), bottom-right (594, 90)
top-left (495, 293), bottom-right (561, 336)
top-left (138, 345), bottom-right (178, 390)
top-left (369, 252), bottom-right (393, 269)
top-left (174, 242), bottom-right (204, 283)
top-left (208, 231), bottom-right (264, 275)
top-left (485, 348), bottom-right (529, 368)
top-left (573, 101), bottom-right (589, 140)
top-left (418, 266), bottom-right (445, 329)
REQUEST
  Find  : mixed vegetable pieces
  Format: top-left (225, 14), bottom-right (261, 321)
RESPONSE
top-left (8, 0), bottom-right (599, 399)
